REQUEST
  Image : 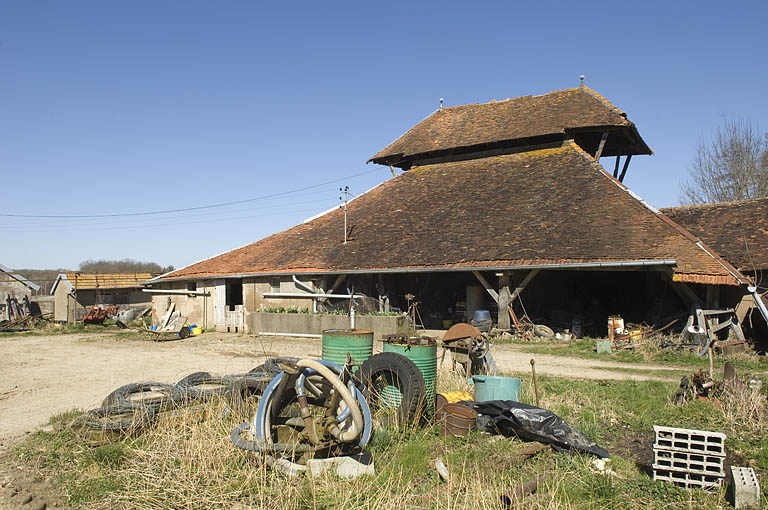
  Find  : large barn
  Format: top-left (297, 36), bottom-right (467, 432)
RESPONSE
top-left (145, 86), bottom-right (761, 340)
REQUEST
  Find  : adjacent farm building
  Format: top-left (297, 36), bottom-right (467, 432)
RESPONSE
top-left (51, 273), bottom-right (153, 323)
top-left (0, 264), bottom-right (41, 320)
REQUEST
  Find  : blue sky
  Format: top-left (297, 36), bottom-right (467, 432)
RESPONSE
top-left (1, 1), bottom-right (766, 270)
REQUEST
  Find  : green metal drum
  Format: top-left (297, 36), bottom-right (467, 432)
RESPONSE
top-left (321, 329), bottom-right (374, 367)
top-left (383, 340), bottom-right (438, 413)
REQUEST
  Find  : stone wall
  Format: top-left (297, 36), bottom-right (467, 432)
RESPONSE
top-left (248, 312), bottom-right (411, 341)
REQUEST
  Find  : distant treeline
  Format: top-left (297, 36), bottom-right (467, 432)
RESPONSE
top-left (78, 259), bottom-right (174, 274)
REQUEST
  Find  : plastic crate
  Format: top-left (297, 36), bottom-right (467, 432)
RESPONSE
top-left (653, 425), bottom-right (726, 456)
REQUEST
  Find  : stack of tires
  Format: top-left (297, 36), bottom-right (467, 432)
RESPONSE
top-left (69, 360), bottom-right (287, 444)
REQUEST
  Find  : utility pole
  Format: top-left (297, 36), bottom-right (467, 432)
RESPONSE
top-left (339, 186), bottom-right (349, 244)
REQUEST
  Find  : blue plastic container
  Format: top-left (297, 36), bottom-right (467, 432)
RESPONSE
top-left (473, 310), bottom-right (491, 322)
top-left (472, 375), bottom-right (521, 402)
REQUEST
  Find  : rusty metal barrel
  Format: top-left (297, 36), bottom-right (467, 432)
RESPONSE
top-left (383, 337), bottom-right (438, 414)
top-left (321, 329), bottom-right (374, 367)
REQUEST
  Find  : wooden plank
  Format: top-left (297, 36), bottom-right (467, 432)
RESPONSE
top-left (594, 131), bottom-right (609, 160)
top-left (159, 302), bottom-right (175, 329)
top-left (735, 293), bottom-right (755, 323)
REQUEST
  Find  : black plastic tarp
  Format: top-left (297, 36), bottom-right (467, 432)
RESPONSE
top-left (467, 400), bottom-right (609, 458)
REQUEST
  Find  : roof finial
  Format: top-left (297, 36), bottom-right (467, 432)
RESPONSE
top-left (579, 74), bottom-right (585, 87)
top-left (439, 97), bottom-right (444, 110)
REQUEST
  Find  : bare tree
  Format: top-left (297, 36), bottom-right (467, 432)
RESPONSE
top-left (680, 118), bottom-right (768, 204)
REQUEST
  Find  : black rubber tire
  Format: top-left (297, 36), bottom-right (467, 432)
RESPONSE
top-left (176, 372), bottom-right (233, 401)
top-left (358, 352), bottom-right (427, 426)
top-left (247, 357), bottom-right (299, 377)
top-left (72, 405), bottom-right (158, 432)
top-left (177, 371), bottom-right (213, 387)
top-left (225, 373), bottom-right (273, 400)
top-left (102, 382), bottom-right (185, 412)
top-left (178, 326), bottom-right (190, 339)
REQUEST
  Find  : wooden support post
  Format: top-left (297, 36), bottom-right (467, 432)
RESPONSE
top-left (613, 155), bottom-right (621, 178)
top-left (497, 272), bottom-right (512, 331)
top-left (618, 154), bottom-right (632, 182)
top-left (594, 131), bottom-right (609, 160)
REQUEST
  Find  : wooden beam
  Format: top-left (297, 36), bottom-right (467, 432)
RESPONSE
top-left (509, 269), bottom-right (540, 303)
top-left (471, 271), bottom-right (498, 302)
top-left (613, 155), bottom-right (621, 178)
top-left (594, 131), bottom-right (609, 160)
top-left (671, 281), bottom-right (703, 308)
top-left (618, 154), bottom-right (632, 182)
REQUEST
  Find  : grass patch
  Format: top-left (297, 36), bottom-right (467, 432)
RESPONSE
top-left (507, 336), bottom-right (768, 373)
top-left (14, 368), bottom-right (768, 509)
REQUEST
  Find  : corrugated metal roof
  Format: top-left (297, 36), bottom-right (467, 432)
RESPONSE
top-left (0, 264), bottom-right (41, 292)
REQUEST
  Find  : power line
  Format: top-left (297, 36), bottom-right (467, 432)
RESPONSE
top-left (0, 167), bottom-right (382, 219)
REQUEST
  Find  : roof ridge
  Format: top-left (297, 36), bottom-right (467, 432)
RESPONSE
top-left (577, 86), bottom-right (627, 118)
top-left (662, 196), bottom-right (768, 211)
top-left (595, 167), bottom-right (748, 284)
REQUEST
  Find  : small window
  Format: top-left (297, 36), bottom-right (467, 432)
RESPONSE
top-left (186, 281), bottom-right (197, 292)
top-left (270, 278), bottom-right (280, 293)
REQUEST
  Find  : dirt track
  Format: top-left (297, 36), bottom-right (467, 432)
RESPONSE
top-left (0, 331), bottom-right (686, 441)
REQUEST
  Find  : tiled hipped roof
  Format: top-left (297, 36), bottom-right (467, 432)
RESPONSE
top-left (164, 144), bottom-right (742, 285)
top-left (662, 198), bottom-right (768, 272)
top-left (369, 86), bottom-right (652, 167)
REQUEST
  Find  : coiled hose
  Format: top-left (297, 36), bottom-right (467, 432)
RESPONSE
top-left (232, 359), bottom-right (372, 455)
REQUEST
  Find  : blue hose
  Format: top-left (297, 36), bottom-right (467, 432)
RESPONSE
top-left (246, 360), bottom-right (372, 453)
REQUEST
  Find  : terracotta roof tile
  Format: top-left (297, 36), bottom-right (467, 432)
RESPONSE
top-left (163, 145), bottom-right (742, 285)
top-left (662, 198), bottom-right (768, 272)
top-left (370, 87), bottom-right (652, 167)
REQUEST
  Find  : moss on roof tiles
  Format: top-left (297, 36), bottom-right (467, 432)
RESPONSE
top-left (370, 86), bottom-right (649, 166)
top-left (165, 145), bottom-right (739, 284)
top-left (662, 197), bottom-right (768, 271)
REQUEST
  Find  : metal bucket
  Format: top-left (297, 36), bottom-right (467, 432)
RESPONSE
top-left (383, 339), bottom-right (438, 413)
top-left (436, 391), bottom-right (474, 414)
top-left (321, 329), bottom-right (374, 367)
top-left (439, 403), bottom-right (477, 437)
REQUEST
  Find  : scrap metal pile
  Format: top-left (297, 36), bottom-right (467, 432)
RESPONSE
top-left (1, 294), bottom-right (42, 332)
top-left (82, 305), bottom-right (119, 324)
top-left (231, 358), bottom-right (373, 476)
top-left (68, 325), bottom-right (610, 504)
